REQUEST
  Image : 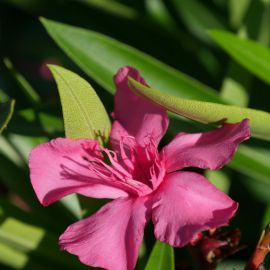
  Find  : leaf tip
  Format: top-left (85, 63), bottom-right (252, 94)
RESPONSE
top-left (39, 16), bottom-right (50, 25)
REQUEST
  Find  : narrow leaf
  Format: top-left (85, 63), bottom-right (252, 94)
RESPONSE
top-left (48, 65), bottom-right (111, 142)
top-left (145, 241), bottom-right (174, 270)
top-left (229, 0), bottom-right (251, 28)
top-left (0, 203), bottom-right (88, 270)
top-left (0, 243), bottom-right (28, 269)
top-left (210, 30), bottom-right (270, 86)
top-left (41, 17), bottom-right (221, 102)
top-left (0, 100), bottom-right (15, 133)
top-left (4, 58), bottom-right (40, 105)
top-left (171, 0), bottom-right (226, 42)
top-left (77, 0), bottom-right (137, 19)
top-left (146, 0), bottom-right (177, 29)
top-left (40, 18), bottom-right (270, 189)
top-left (129, 78), bottom-right (270, 141)
top-left (0, 218), bottom-right (45, 253)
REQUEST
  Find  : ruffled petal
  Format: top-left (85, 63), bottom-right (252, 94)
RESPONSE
top-left (29, 138), bottom-right (132, 206)
top-left (163, 119), bottom-right (250, 172)
top-left (152, 171), bottom-right (238, 247)
top-left (111, 66), bottom-right (168, 148)
top-left (60, 197), bottom-right (151, 270)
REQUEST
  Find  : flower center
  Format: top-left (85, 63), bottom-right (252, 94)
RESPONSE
top-left (86, 136), bottom-right (165, 196)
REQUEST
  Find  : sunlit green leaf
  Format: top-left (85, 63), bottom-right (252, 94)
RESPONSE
top-left (205, 169), bottom-right (230, 193)
top-left (0, 201), bottom-right (89, 269)
top-left (41, 17), bottom-right (221, 102)
top-left (0, 100), bottom-right (15, 133)
top-left (0, 243), bottom-right (28, 269)
top-left (145, 241), bottom-right (174, 270)
top-left (210, 30), bottom-right (270, 86)
top-left (129, 78), bottom-right (270, 141)
top-left (40, 17), bottom-right (270, 196)
top-left (49, 65), bottom-right (111, 143)
top-left (220, 63), bottom-right (251, 106)
top-left (0, 218), bottom-right (45, 253)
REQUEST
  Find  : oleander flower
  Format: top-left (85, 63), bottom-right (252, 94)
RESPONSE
top-left (29, 66), bottom-right (250, 270)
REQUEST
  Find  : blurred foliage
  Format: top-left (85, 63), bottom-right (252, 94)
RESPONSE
top-left (0, 0), bottom-right (270, 269)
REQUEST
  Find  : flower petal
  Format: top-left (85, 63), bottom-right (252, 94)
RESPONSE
top-left (60, 197), bottom-right (151, 270)
top-left (111, 66), bottom-right (168, 148)
top-left (152, 171), bottom-right (238, 247)
top-left (29, 138), bottom-right (131, 206)
top-left (163, 119), bottom-right (250, 172)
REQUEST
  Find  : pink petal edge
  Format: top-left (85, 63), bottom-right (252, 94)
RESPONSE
top-left (111, 66), bottom-right (169, 149)
top-left (152, 171), bottom-right (238, 247)
top-left (60, 197), bottom-right (151, 270)
top-left (29, 138), bottom-right (131, 206)
top-left (163, 119), bottom-right (250, 172)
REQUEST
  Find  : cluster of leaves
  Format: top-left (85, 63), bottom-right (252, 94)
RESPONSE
top-left (1, 0), bottom-right (270, 269)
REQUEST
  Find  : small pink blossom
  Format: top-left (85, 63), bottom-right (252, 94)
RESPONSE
top-left (29, 66), bottom-right (250, 270)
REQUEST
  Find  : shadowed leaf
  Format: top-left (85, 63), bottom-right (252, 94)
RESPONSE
top-left (0, 100), bottom-right (15, 134)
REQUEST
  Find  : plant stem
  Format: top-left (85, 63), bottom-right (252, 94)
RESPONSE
top-left (245, 224), bottom-right (270, 270)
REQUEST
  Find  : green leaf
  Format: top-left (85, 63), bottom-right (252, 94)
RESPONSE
top-left (77, 0), bottom-right (137, 19)
top-left (217, 260), bottom-right (246, 270)
top-left (129, 78), bottom-right (270, 141)
top-left (209, 30), bottom-right (270, 86)
top-left (48, 65), bottom-right (111, 143)
top-left (220, 62), bottom-right (251, 106)
top-left (40, 18), bottom-right (270, 189)
top-left (0, 100), bottom-right (15, 133)
top-left (230, 146), bottom-right (270, 203)
top-left (221, 0), bottom-right (270, 106)
top-left (171, 0), bottom-right (226, 42)
top-left (0, 243), bottom-right (28, 269)
top-left (8, 108), bottom-right (64, 137)
top-left (145, 241), bottom-right (174, 270)
top-left (3, 58), bottom-right (40, 105)
top-left (41, 17), bottom-right (221, 102)
top-left (0, 218), bottom-right (45, 253)
top-left (205, 169), bottom-right (230, 193)
top-left (228, 0), bottom-right (251, 28)
top-left (230, 145), bottom-right (270, 185)
top-left (145, 0), bottom-right (177, 30)
top-left (0, 199), bottom-right (91, 270)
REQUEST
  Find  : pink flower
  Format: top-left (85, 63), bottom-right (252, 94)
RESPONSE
top-left (29, 66), bottom-right (250, 270)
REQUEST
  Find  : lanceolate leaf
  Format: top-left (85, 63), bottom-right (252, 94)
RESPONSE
top-left (0, 100), bottom-right (15, 134)
top-left (129, 78), bottom-right (270, 141)
top-left (4, 58), bottom-right (41, 105)
top-left (41, 18), bottom-right (270, 186)
top-left (41, 17), bottom-right (221, 102)
top-left (49, 65), bottom-right (111, 143)
top-left (171, 0), bottom-right (225, 42)
top-left (145, 241), bottom-right (174, 270)
top-left (209, 30), bottom-right (270, 86)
